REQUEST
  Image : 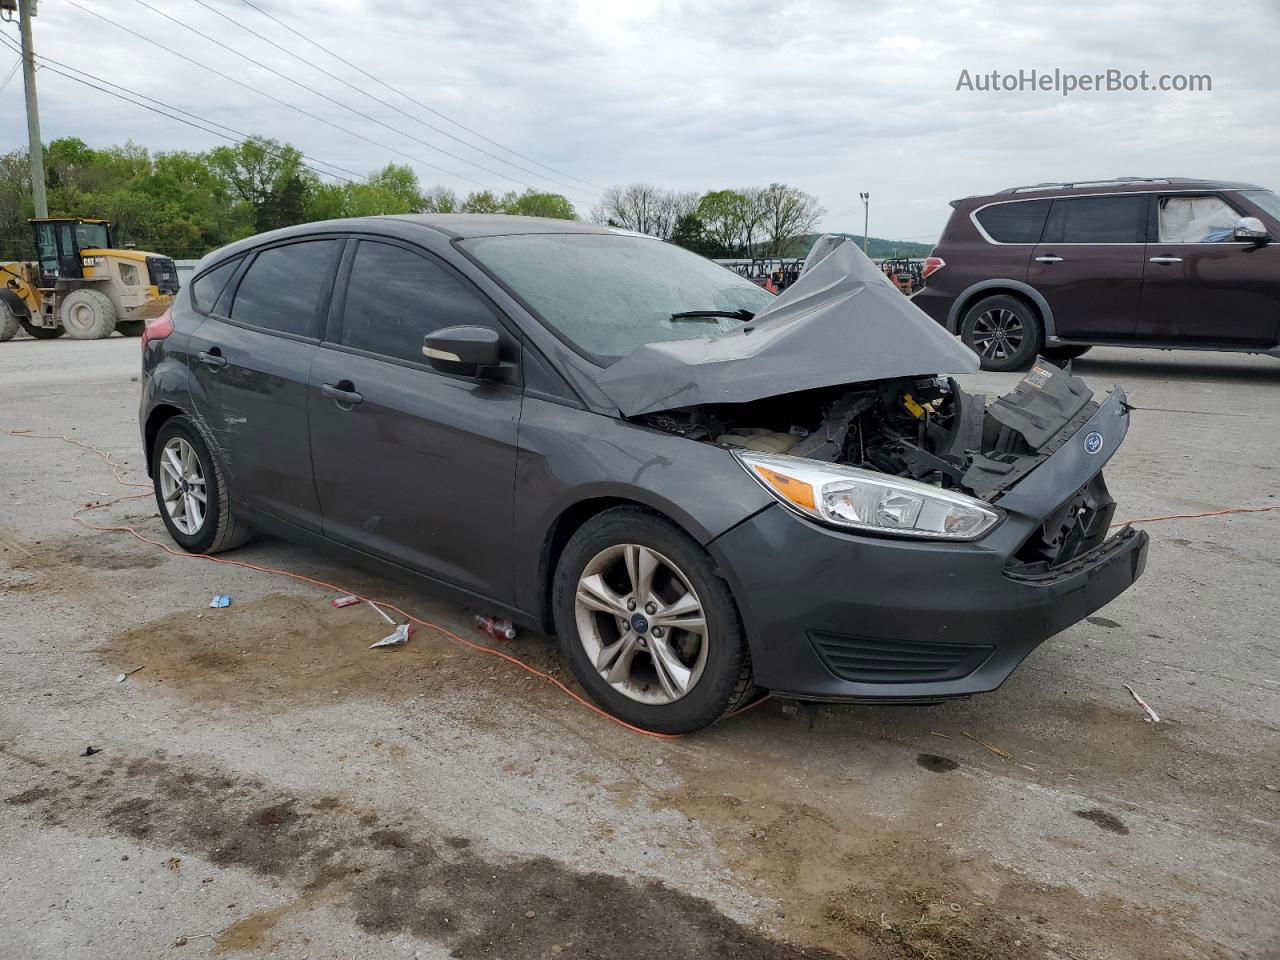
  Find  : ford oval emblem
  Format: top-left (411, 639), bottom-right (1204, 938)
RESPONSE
top-left (1084, 431), bottom-right (1104, 455)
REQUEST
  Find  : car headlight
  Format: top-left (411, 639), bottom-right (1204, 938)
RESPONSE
top-left (735, 451), bottom-right (1001, 540)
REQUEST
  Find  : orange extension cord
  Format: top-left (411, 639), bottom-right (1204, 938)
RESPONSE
top-left (6, 428), bottom-right (775, 740)
top-left (8, 429), bottom-right (1273, 736)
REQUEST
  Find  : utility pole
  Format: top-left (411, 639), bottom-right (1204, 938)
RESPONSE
top-left (859, 192), bottom-right (870, 256)
top-left (18, 0), bottom-right (48, 218)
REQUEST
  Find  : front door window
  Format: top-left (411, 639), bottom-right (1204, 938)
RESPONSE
top-left (1157, 196), bottom-right (1239, 243)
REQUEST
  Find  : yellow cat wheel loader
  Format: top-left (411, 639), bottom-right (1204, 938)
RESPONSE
top-left (0, 217), bottom-right (179, 341)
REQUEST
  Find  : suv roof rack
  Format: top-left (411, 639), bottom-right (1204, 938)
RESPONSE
top-left (1000, 177), bottom-right (1173, 194)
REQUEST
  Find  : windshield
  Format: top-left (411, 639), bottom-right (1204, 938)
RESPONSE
top-left (463, 232), bottom-right (775, 362)
top-left (1240, 190), bottom-right (1280, 224)
top-left (74, 222), bottom-right (111, 250)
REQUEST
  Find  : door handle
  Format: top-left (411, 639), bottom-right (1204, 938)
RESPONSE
top-left (1148, 256), bottom-right (1183, 265)
top-left (1034, 255), bottom-right (1064, 263)
top-left (197, 349), bottom-right (227, 369)
top-left (321, 382), bottom-right (363, 406)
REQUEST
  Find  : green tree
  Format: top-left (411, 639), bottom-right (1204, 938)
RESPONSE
top-left (500, 189), bottom-right (577, 219)
top-left (670, 212), bottom-right (716, 257)
top-left (461, 190), bottom-right (504, 214)
top-left (207, 136), bottom-right (311, 234)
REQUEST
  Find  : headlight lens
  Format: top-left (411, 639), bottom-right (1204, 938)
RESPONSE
top-left (737, 451), bottom-right (1001, 540)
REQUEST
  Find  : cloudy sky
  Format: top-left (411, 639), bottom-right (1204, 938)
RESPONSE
top-left (2, 0), bottom-right (1278, 241)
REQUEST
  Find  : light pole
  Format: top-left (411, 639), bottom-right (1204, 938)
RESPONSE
top-left (859, 192), bottom-right (869, 256)
top-left (17, 0), bottom-right (48, 218)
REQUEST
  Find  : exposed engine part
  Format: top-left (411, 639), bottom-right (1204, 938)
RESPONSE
top-left (635, 359), bottom-right (1099, 505)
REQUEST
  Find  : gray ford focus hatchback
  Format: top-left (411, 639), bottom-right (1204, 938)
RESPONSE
top-left (139, 216), bottom-right (1147, 733)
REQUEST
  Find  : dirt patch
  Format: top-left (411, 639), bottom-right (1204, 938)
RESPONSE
top-left (101, 593), bottom-right (570, 715)
top-left (915, 754), bottom-right (960, 773)
top-left (1074, 808), bottom-right (1130, 835)
top-left (1, 528), bottom-right (162, 575)
top-left (660, 757), bottom-right (1214, 960)
top-left (8, 751), bottom-right (846, 960)
top-left (1086, 616), bottom-right (1121, 629)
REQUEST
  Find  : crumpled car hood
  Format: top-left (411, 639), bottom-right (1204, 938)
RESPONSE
top-left (595, 236), bottom-right (979, 417)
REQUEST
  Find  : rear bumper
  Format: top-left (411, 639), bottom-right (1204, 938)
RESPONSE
top-left (124, 295), bottom-right (175, 322)
top-left (710, 505), bottom-right (1147, 701)
top-left (909, 287), bottom-right (954, 330)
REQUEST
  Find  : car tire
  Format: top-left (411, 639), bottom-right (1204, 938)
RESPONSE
top-left (960, 294), bottom-right (1043, 372)
top-left (1042, 344), bottom-right (1092, 363)
top-left (0, 302), bottom-right (19, 342)
top-left (152, 415), bottom-right (252, 555)
top-left (552, 506), bottom-right (755, 734)
top-left (19, 318), bottom-right (64, 339)
top-left (60, 289), bottom-right (117, 340)
top-left (116, 319), bottom-right (146, 337)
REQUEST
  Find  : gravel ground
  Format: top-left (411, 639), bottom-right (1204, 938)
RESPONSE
top-left (1, 336), bottom-right (1277, 960)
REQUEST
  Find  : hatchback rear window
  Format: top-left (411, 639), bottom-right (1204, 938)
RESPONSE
top-left (974, 200), bottom-right (1051, 243)
top-left (1042, 195), bottom-right (1148, 244)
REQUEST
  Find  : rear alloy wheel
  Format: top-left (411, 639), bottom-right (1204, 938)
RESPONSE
top-left (60, 289), bottom-right (118, 340)
top-left (152, 416), bottom-right (251, 554)
top-left (0, 302), bottom-right (19, 342)
top-left (553, 507), bottom-right (754, 734)
top-left (19, 318), bottom-right (64, 339)
top-left (961, 294), bottom-right (1043, 372)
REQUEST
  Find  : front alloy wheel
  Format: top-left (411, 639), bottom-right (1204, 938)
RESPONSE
top-left (574, 543), bottom-right (709, 705)
top-left (553, 507), bottom-right (754, 734)
top-left (157, 436), bottom-right (208, 535)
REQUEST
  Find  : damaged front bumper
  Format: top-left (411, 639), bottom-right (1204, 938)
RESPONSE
top-left (707, 387), bottom-right (1149, 701)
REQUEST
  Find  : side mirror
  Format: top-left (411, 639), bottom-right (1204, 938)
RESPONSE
top-left (423, 325), bottom-right (502, 378)
top-left (1233, 216), bottom-right (1270, 243)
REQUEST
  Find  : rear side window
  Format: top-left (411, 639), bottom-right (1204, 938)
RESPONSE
top-left (1043, 195), bottom-right (1148, 244)
top-left (190, 258), bottom-right (240, 314)
top-left (338, 241), bottom-right (496, 365)
top-left (974, 200), bottom-right (1051, 243)
top-left (230, 240), bottom-right (341, 337)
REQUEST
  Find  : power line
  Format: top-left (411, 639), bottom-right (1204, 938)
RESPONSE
top-left (235, 0), bottom-right (608, 194)
top-left (0, 33), bottom-right (367, 186)
top-left (186, 0), bottom-right (599, 200)
top-left (64, 0), bottom-right (492, 190)
top-left (0, 55), bottom-right (19, 95)
top-left (124, 0), bottom-right (589, 201)
top-left (0, 31), bottom-right (365, 188)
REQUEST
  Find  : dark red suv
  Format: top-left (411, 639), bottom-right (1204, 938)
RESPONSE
top-left (912, 178), bottom-right (1280, 370)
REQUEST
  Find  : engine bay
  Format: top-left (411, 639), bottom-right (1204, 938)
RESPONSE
top-left (637, 360), bottom-right (1103, 503)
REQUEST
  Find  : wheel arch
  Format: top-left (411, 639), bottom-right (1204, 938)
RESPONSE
top-left (947, 279), bottom-right (1056, 338)
top-left (535, 496), bottom-right (702, 634)
top-left (143, 403), bottom-right (186, 475)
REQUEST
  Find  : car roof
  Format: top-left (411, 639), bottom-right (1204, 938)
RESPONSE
top-left (378, 214), bottom-right (616, 239)
top-left (951, 177), bottom-right (1267, 207)
top-left (193, 216), bottom-right (624, 272)
top-left (196, 214), bottom-right (623, 269)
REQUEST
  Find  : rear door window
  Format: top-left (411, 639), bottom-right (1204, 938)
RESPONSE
top-left (1043, 195), bottom-right (1148, 243)
top-left (230, 240), bottom-right (342, 337)
top-left (336, 240), bottom-right (498, 365)
top-left (190, 258), bottom-right (241, 314)
top-left (974, 199), bottom-right (1051, 243)
top-left (1157, 195), bottom-right (1240, 242)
